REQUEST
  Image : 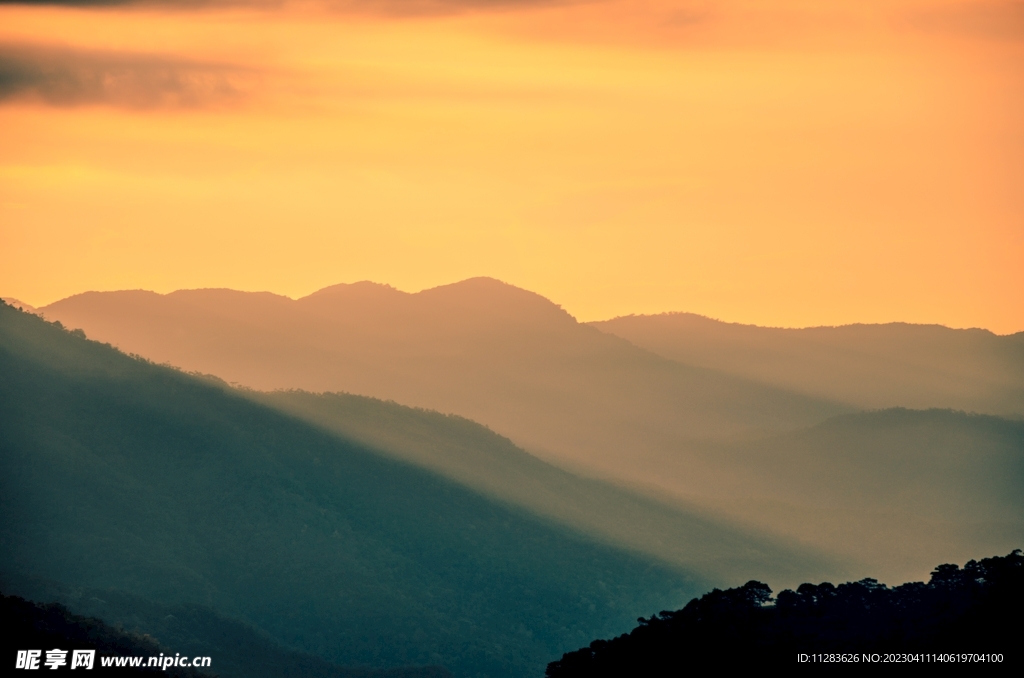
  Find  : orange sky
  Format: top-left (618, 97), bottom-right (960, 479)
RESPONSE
top-left (1, 0), bottom-right (1021, 332)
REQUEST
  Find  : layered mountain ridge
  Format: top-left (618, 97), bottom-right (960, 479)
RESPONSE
top-left (33, 279), bottom-right (1024, 584)
top-left (0, 301), bottom-right (710, 678)
top-left (591, 311), bottom-right (1024, 417)
top-left (40, 278), bottom-right (848, 476)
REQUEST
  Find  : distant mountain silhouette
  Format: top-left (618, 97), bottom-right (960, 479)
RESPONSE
top-left (0, 300), bottom-right (707, 678)
top-left (547, 550), bottom-right (1023, 674)
top-left (591, 313), bottom-right (1024, 417)
top-left (2, 588), bottom-right (450, 678)
top-left (40, 279), bottom-right (848, 487)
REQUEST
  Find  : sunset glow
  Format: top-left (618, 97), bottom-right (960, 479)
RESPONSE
top-left (1, 0), bottom-right (1022, 331)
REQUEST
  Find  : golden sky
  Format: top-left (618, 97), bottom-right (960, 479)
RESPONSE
top-left (1, 0), bottom-right (1021, 331)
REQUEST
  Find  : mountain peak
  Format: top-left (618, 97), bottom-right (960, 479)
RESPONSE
top-left (418, 277), bottom-right (577, 325)
top-left (300, 281), bottom-right (405, 302)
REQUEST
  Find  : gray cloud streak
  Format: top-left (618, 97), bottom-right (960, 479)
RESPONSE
top-left (910, 1), bottom-right (1024, 41)
top-left (0, 0), bottom-right (234, 6)
top-left (0, 44), bottom-right (254, 109)
top-left (0, 0), bottom-right (566, 10)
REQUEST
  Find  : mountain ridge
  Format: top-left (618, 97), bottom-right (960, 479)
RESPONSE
top-left (591, 311), bottom-right (1024, 416)
top-left (1, 300), bottom-right (710, 677)
top-left (39, 279), bottom-right (849, 490)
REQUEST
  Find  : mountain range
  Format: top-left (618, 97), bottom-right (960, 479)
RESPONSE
top-left (38, 280), bottom-right (849, 477)
top-left (1, 301), bottom-right (711, 677)
top-left (34, 279), bottom-right (1024, 583)
top-left (592, 312), bottom-right (1024, 417)
top-left (5, 279), bottom-right (1023, 676)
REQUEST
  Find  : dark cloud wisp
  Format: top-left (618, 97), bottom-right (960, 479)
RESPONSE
top-left (0, 0), bottom-right (224, 6)
top-left (0, 45), bottom-right (255, 109)
top-left (910, 1), bottom-right (1024, 41)
top-left (0, 0), bottom-right (563, 10)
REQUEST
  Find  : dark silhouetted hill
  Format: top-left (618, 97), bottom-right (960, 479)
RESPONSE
top-left (591, 312), bottom-right (1024, 417)
top-left (2, 593), bottom-right (212, 677)
top-left (2, 588), bottom-right (450, 678)
top-left (0, 297), bottom-right (38, 315)
top-left (547, 550), bottom-right (1022, 674)
top-left (0, 300), bottom-right (705, 678)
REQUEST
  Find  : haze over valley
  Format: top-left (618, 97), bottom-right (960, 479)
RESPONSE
top-left (33, 279), bottom-right (1024, 585)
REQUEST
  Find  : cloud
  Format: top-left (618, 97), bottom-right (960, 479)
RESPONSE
top-left (0, 44), bottom-right (255, 109)
top-left (0, 0), bottom-right (224, 6)
top-left (0, 0), bottom-right (565, 8)
top-left (0, 0), bottom-right (168, 5)
top-left (910, 1), bottom-right (1024, 42)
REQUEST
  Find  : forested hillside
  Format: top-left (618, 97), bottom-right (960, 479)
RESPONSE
top-left (548, 550), bottom-right (1023, 674)
top-left (1, 590), bottom-right (450, 678)
top-left (0, 301), bottom-right (701, 678)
